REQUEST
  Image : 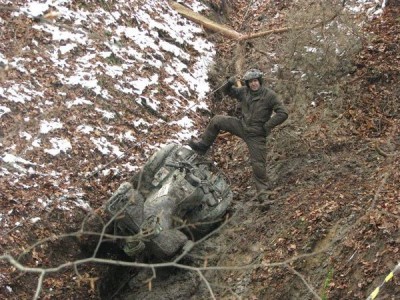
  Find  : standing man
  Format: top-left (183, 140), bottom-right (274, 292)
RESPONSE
top-left (189, 68), bottom-right (288, 204)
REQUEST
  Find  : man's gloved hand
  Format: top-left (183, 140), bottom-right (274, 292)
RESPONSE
top-left (222, 76), bottom-right (237, 94)
top-left (227, 76), bottom-right (237, 85)
top-left (263, 124), bottom-right (272, 136)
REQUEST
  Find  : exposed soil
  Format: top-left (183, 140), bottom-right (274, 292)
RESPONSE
top-left (195, 3), bottom-right (400, 299)
top-left (1, 1), bottom-right (399, 300)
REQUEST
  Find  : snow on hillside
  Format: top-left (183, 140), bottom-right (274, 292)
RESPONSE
top-left (0, 0), bottom-right (389, 233)
top-left (0, 0), bottom-right (215, 229)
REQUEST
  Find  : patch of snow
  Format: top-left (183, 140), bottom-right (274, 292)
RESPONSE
top-left (77, 125), bottom-right (94, 134)
top-left (0, 52), bottom-right (7, 64)
top-left (73, 198), bottom-right (91, 210)
top-left (30, 217), bottom-right (41, 224)
top-left (65, 97), bottom-right (93, 108)
top-left (136, 96), bottom-right (160, 111)
top-left (172, 128), bottom-right (198, 141)
top-left (37, 197), bottom-right (51, 208)
top-left (130, 75), bottom-right (159, 95)
top-left (40, 119), bottom-right (63, 134)
top-left (170, 116), bottom-right (194, 128)
top-left (20, 132), bottom-right (32, 140)
top-left (305, 47), bottom-right (318, 53)
top-left (44, 137), bottom-right (72, 156)
top-left (0, 105), bottom-right (11, 118)
top-left (95, 108), bottom-right (115, 120)
top-left (33, 23), bottom-right (88, 44)
top-left (60, 43), bottom-right (77, 54)
top-left (32, 139), bottom-right (41, 148)
top-left (90, 136), bottom-right (124, 157)
top-left (133, 118), bottom-right (150, 127)
top-left (19, 2), bottom-right (49, 17)
top-left (1, 153), bottom-right (36, 174)
top-left (2, 83), bottom-right (41, 103)
top-left (119, 131), bottom-right (136, 142)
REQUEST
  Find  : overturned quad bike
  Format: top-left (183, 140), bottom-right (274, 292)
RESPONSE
top-left (99, 143), bottom-right (233, 299)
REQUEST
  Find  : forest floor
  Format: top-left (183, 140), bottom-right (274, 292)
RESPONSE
top-left (201, 3), bottom-right (400, 299)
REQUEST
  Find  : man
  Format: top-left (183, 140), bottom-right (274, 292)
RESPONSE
top-left (188, 68), bottom-right (288, 204)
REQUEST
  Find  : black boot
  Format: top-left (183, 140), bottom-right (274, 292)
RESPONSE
top-left (188, 139), bottom-right (209, 155)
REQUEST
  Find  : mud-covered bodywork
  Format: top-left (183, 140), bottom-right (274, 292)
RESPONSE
top-left (106, 143), bottom-right (232, 260)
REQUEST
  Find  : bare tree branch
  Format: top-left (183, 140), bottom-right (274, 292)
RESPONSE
top-left (168, 1), bottom-right (243, 40)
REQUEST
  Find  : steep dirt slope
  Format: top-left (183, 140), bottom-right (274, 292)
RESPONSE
top-left (200, 3), bottom-right (399, 299)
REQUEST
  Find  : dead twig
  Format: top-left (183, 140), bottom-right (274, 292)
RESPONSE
top-left (374, 142), bottom-right (395, 158)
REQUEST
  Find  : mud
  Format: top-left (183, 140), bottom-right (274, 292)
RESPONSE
top-left (97, 263), bottom-right (201, 300)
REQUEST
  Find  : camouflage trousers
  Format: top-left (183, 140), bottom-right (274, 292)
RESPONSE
top-left (200, 115), bottom-right (270, 195)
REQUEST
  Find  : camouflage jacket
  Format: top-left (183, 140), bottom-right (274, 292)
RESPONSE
top-left (224, 83), bottom-right (288, 135)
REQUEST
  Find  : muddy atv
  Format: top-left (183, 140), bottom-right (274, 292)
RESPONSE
top-left (105, 143), bottom-right (233, 260)
top-left (97, 144), bottom-right (233, 298)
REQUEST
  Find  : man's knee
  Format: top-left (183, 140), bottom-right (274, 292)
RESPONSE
top-left (209, 115), bottom-right (227, 128)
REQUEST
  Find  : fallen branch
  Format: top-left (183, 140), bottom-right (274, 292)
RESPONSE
top-left (240, 11), bottom-right (340, 41)
top-left (241, 26), bottom-right (300, 40)
top-left (169, 1), bottom-right (340, 42)
top-left (233, 40), bottom-right (245, 86)
top-left (168, 1), bottom-right (243, 40)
